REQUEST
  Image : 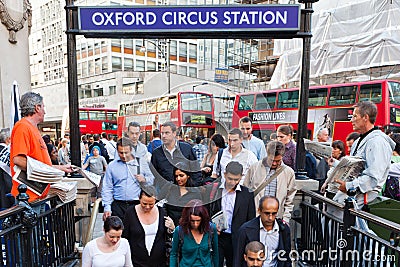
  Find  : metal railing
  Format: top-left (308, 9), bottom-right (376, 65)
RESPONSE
top-left (297, 190), bottom-right (400, 267)
top-left (0, 185), bottom-right (76, 267)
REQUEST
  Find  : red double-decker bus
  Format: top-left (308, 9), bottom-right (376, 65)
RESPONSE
top-left (117, 91), bottom-right (215, 143)
top-left (232, 80), bottom-right (400, 146)
top-left (78, 107), bottom-right (118, 135)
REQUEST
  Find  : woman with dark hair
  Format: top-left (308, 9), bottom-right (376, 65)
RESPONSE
top-left (211, 133), bottom-right (226, 150)
top-left (82, 216), bottom-right (132, 267)
top-left (276, 124), bottom-right (296, 170)
top-left (46, 143), bottom-right (59, 165)
top-left (159, 164), bottom-right (202, 225)
top-left (169, 199), bottom-right (218, 267)
top-left (321, 140), bottom-right (347, 198)
top-left (122, 185), bottom-right (175, 267)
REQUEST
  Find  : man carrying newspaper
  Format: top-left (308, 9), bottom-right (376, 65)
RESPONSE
top-left (334, 101), bottom-right (395, 209)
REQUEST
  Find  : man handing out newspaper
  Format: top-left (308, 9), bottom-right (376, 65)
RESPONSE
top-left (333, 101), bottom-right (395, 208)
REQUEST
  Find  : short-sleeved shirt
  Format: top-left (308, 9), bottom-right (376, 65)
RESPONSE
top-left (10, 117), bottom-right (52, 201)
top-left (87, 156), bottom-right (107, 175)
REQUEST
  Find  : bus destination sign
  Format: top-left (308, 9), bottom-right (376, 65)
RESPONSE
top-left (78, 5), bottom-right (300, 32)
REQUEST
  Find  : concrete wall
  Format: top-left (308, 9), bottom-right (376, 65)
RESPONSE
top-left (0, 1), bottom-right (31, 128)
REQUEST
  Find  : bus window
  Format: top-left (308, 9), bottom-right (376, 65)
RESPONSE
top-left (328, 85), bottom-right (357, 106)
top-left (126, 104), bottom-right (134, 115)
top-left (388, 81), bottom-right (400, 104)
top-left (255, 93), bottom-right (276, 110)
top-left (238, 95), bottom-right (254, 110)
top-left (108, 111), bottom-right (117, 121)
top-left (147, 99), bottom-right (157, 112)
top-left (89, 110), bottom-right (106, 121)
top-left (169, 96), bottom-right (178, 110)
top-left (359, 83), bottom-right (382, 103)
top-left (309, 88), bottom-right (328, 106)
top-left (79, 110), bottom-right (89, 120)
top-left (278, 90), bottom-right (299, 108)
top-left (157, 97), bottom-right (169, 112)
top-left (181, 93), bottom-right (212, 111)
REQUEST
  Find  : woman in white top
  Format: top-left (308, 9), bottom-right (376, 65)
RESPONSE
top-left (82, 216), bottom-right (133, 267)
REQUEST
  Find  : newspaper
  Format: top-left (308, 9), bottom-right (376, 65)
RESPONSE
top-left (49, 181), bottom-right (77, 203)
top-left (13, 168), bottom-right (49, 196)
top-left (27, 156), bottom-right (64, 183)
top-left (211, 210), bottom-right (228, 232)
top-left (73, 167), bottom-right (101, 187)
top-left (326, 156), bottom-right (365, 193)
top-left (304, 139), bottom-right (332, 159)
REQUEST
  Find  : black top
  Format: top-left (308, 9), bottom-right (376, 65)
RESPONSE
top-left (122, 205), bottom-right (167, 267)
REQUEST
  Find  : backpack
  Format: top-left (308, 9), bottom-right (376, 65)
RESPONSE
top-left (383, 176), bottom-right (400, 201)
top-left (177, 223), bottom-right (214, 263)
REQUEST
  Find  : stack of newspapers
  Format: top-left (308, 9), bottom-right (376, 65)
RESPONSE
top-left (27, 156), bottom-right (64, 183)
top-left (49, 181), bottom-right (78, 203)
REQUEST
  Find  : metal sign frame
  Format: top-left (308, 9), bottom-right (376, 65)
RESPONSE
top-left (65, 0), bottom-right (318, 178)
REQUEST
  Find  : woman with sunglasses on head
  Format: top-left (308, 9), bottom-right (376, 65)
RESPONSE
top-left (122, 185), bottom-right (175, 267)
top-left (276, 124), bottom-right (296, 170)
top-left (158, 163), bottom-right (202, 226)
top-left (169, 199), bottom-right (218, 267)
top-left (82, 216), bottom-right (132, 267)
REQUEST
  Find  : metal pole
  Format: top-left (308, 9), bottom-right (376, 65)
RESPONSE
top-left (65, 0), bottom-right (81, 167)
top-left (167, 39), bottom-right (171, 94)
top-left (296, 0), bottom-right (317, 179)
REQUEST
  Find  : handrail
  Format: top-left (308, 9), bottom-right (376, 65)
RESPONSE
top-left (84, 198), bottom-right (102, 246)
top-left (301, 189), bottom-right (345, 209)
top-left (350, 208), bottom-right (400, 233)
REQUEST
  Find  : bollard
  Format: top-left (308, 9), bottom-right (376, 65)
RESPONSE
top-left (342, 188), bottom-right (357, 267)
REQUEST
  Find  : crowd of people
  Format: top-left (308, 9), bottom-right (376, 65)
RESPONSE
top-left (2, 91), bottom-right (400, 267)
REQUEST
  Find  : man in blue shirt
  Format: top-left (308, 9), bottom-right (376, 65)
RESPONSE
top-left (102, 137), bottom-right (154, 221)
top-left (147, 129), bottom-right (162, 153)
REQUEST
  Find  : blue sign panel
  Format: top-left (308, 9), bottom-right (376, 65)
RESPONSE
top-left (215, 68), bottom-right (229, 83)
top-left (78, 5), bottom-right (300, 32)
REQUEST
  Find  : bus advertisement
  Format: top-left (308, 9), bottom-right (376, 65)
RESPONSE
top-left (117, 91), bottom-right (215, 143)
top-left (232, 80), bottom-right (400, 147)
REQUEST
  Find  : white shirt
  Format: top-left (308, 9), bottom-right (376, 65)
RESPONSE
top-left (141, 213), bottom-right (159, 255)
top-left (220, 183), bottom-right (241, 233)
top-left (213, 147), bottom-right (258, 184)
top-left (259, 219), bottom-right (280, 267)
top-left (81, 238), bottom-right (133, 267)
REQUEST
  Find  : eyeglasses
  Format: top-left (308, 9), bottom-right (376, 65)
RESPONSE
top-left (240, 128), bottom-right (251, 130)
top-left (272, 159), bottom-right (282, 164)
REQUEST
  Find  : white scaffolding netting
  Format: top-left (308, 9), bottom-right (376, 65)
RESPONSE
top-left (270, 0), bottom-right (400, 89)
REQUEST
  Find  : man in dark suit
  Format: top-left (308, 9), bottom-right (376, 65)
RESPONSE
top-left (150, 121), bottom-right (202, 191)
top-left (234, 196), bottom-right (291, 267)
top-left (208, 161), bottom-right (256, 267)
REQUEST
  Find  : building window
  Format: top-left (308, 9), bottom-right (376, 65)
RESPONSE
top-left (136, 81), bottom-right (144, 94)
top-left (179, 66), bottom-right (187, 75)
top-left (102, 57), bottom-right (108, 72)
top-left (93, 87), bottom-right (104, 97)
top-left (136, 60), bottom-right (145, 71)
top-left (109, 85), bottom-right (116, 95)
top-left (112, 56), bottom-right (122, 71)
top-left (123, 83), bottom-right (136, 94)
top-left (189, 44), bottom-right (197, 59)
top-left (148, 61), bottom-right (156, 71)
top-left (124, 58), bottom-right (134, 71)
top-left (189, 67), bottom-right (197, 78)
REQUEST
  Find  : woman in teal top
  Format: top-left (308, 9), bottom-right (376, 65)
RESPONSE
top-left (169, 199), bottom-right (218, 267)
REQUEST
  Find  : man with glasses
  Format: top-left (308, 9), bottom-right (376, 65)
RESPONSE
top-left (244, 141), bottom-right (296, 223)
top-left (240, 116), bottom-right (266, 160)
top-left (234, 196), bottom-right (291, 267)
